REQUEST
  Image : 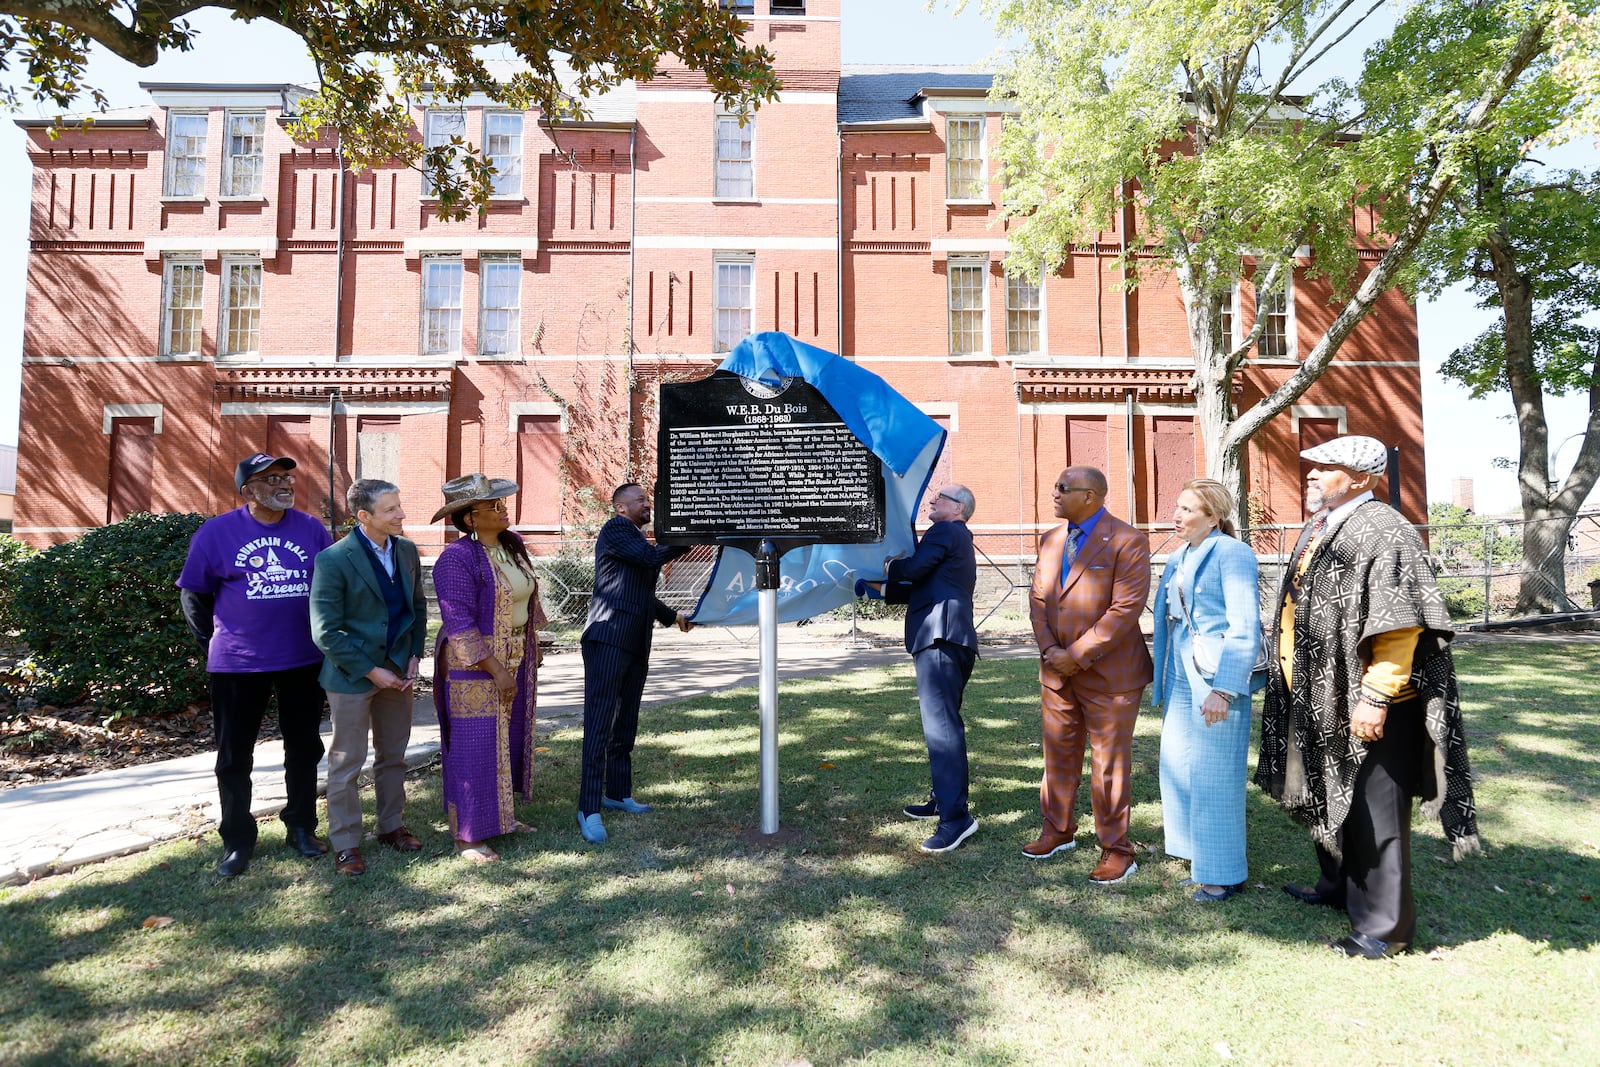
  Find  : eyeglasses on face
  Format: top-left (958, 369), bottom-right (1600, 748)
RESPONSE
top-left (248, 473), bottom-right (296, 487)
top-left (473, 500), bottom-right (508, 514)
top-left (935, 493), bottom-right (963, 505)
top-left (1054, 483), bottom-right (1094, 496)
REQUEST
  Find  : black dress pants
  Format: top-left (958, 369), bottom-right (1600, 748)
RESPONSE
top-left (210, 664), bottom-right (327, 851)
top-left (1313, 696), bottom-right (1422, 945)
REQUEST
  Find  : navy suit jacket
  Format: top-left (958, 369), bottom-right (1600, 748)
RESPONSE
top-left (885, 519), bottom-right (978, 656)
top-left (582, 516), bottom-right (689, 653)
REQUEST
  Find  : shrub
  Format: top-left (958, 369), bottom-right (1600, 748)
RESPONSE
top-left (536, 554), bottom-right (596, 627)
top-left (11, 512), bottom-right (208, 718)
top-left (1439, 577), bottom-right (1486, 623)
top-left (0, 533), bottom-right (38, 637)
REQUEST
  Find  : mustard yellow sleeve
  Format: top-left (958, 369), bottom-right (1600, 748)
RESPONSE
top-left (1362, 626), bottom-right (1423, 701)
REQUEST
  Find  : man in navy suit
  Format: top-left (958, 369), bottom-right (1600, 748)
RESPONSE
top-left (874, 484), bottom-right (980, 854)
top-left (577, 483), bottom-right (693, 843)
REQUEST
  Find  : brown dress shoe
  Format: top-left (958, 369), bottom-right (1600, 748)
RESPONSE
top-left (1021, 826), bottom-right (1077, 859)
top-left (334, 848), bottom-right (366, 876)
top-left (376, 826), bottom-right (422, 852)
top-left (1088, 849), bottom-right (1138, 885)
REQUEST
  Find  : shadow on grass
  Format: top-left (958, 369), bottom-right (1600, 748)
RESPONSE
top-left (2, 647), bottom-right (1597, 1064)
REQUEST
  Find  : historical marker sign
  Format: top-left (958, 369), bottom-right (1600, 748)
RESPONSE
top-left (655, 371), bottom-right (885, 545)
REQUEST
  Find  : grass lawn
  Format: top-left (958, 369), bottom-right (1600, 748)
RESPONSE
top-left (2, 640), bottom-right (1596, 1066)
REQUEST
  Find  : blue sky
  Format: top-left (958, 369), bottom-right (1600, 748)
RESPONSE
top-left (0, 1), bottom-right (1594, 512)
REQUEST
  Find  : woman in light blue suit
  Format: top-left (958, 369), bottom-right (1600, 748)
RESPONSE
top-left (1151, 478), bottom-right (1261, 902)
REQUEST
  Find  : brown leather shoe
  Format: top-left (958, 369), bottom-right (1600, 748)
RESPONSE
top-left (334, 848), bottom-right (366, 876)
top-left (376, 826), bottom-right (422, 852)
top-left (1088, 849), bottom-right (1138, 885)
top-left (1021, 825), bottom-right (1077, 859)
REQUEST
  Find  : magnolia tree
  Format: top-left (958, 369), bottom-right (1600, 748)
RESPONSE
top-left (0, 0), bottom-right (780, 214)
top-left (961, 0), bottom-right (1587, 516)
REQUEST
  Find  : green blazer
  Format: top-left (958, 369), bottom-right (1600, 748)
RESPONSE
top-left (309, 530), bottom-right (428, 694)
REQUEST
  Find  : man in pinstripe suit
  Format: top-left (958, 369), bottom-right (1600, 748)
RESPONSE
top-left (576, 483), bottom-right (692, 844)
top-left (1026, 466), bottom-right (1153, 884)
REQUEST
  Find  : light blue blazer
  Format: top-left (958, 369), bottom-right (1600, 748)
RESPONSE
top-left (1151, 532), bottom-right (1261, 706)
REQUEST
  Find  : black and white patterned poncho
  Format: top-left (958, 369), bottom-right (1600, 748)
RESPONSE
top-left (1255, 500), bottom-right (1481, 860)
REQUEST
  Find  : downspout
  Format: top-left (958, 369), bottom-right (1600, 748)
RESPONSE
top-left (836, 125), bottom-right (844, 355)
top-left (627, 124), bottom-right (637, 481)
top-left (1125, 389), bottom-right (1136, 523)
top-left (327, 389), bottom-right (340, 529)
top-left (1119, 181), bottom-right (1130, 360)
top-left (334, 129), bottom-right (349, 364)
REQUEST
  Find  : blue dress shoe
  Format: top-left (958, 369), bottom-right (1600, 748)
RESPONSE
top-left (577, 811), bottom-right (608, 844)
top-left (601, 796), bottom-right (653, 814)
top-left (1331, 933), bottom-right (1408, 959)
top-left (919, 815), bottom-right (978, 854)
top-left (903, 797), bottom-right (940, 820)
top-left (1283, 883), bottom-right (1343, 908)
top-left (1192, 882), bottom-right (1246, 903)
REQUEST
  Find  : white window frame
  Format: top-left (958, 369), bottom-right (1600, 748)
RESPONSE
top-left (160, 254), bottom-right (204, 358)
top-left (478, 253), bottom-right (522, 358)
top-left (484, 112), bottom-right (524, 199)
top-left (714, 112), bottom-right (755, 200)
top-left (164, 111), bottom-right (209, 198)
top-left (1256, 274), bottom-right (1295, 359)
top-left (220, 110), bottom-right (266, 198)
top-left (421, 254), bottom-right (465, 356)
top-left (422, 110), bottom-right (469, 199)
top-left (714, 253), bottom-right (755, 354)
top-left (1219, 281), bottom-right (1240, 353)
top-left (948, 255), bottom-right (989, 358)
top-left (1005, 271), bottom-right (1043, 357)
top-left (218, 255), bottom-right (263, 360)
top-left (945, 115), bottom-right (986, 202)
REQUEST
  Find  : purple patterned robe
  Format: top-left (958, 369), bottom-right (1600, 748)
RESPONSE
top-left (432, 536), bottom-right (546, 842)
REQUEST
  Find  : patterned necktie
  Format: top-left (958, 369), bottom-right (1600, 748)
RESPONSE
top-left (1288, 512), bottom-right (1328, 603)
top-left (1062, 525), bottom-right (1082, 581)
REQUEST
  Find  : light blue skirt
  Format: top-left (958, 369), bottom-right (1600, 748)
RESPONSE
top-left (1159, 640), bottom-right (1251, 886)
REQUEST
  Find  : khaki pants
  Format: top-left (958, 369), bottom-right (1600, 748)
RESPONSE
top-left (326, 685), bottom-right (414, 852)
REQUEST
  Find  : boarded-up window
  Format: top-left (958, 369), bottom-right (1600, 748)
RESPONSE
top-left (357, 415), bottom-right (401, 484)
top-left (1299, 417), bottom-right (1340, 457)
top-left (1065, 417), bottom-right (1108, 473)
top-left (107, 417), bottom-right (155, 523)
top-left (1151, 416), bottom-right (1196, 524)
top-left (516, 414), bottom-right (563, 526)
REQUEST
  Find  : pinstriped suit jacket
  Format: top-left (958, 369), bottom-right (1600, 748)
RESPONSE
top-left (1029, 512), bottom-right (1153, 696)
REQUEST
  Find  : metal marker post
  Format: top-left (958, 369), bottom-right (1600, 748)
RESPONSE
top-left (756, 538), bottom-right (781, 834)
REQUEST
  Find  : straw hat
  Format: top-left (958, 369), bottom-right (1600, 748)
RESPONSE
top-left (430, 473), bottom-right (518, 523)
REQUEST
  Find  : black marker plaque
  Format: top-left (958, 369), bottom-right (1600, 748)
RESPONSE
top-left (655, 371), bottom-right (885, 545)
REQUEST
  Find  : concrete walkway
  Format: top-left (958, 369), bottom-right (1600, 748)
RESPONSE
top-left (0, 630), bottom-right (1037, 885)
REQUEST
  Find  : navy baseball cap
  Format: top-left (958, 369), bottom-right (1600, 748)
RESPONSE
top-left (235, 453), bottom-right (297, 491)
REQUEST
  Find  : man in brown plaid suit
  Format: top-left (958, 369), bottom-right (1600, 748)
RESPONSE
top-left (1026, 466), bottom-right (1153, 884)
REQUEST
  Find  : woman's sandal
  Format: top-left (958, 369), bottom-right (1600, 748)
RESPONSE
top-left (457, 842), bottom-right (500, 864)
top-left (1191, 882), bottom-right (1245, 903)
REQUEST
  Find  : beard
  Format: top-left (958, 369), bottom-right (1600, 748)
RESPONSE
top-left (1305, 483), bottom-right (1325, 513)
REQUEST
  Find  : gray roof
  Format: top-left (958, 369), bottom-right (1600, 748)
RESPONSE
top-left (838, 65), bottom-right (993, 125)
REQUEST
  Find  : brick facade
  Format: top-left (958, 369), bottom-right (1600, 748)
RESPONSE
top-left (11, 0), bottom-right (1427, 555)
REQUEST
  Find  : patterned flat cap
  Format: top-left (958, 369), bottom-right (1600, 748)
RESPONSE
top-left (1299, 435), bottom-right (1387, 476)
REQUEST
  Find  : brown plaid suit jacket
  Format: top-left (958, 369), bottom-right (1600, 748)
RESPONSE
top-left (1029, 512), bottom-right (1154, 696)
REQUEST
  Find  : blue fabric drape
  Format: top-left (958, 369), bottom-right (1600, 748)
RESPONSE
top-left (687, 332), bottom-right (945, 626)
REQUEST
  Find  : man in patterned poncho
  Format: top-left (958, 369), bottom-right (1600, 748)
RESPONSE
top-left (1256, 436), bottom-right (1480, 960)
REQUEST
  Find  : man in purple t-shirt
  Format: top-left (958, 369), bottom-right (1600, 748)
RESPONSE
top-left (177, 453), bottom-right (333, 878)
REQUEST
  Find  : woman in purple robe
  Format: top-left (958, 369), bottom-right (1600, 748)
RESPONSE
top-left (430, 474), bottom-right (546, 863)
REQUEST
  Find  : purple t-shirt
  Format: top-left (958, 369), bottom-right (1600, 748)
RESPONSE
top-left (177, 507), bottom-right (333, 673)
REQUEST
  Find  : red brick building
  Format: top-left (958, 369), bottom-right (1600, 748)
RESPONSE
top-left (11, 0), bottom-right (1426, 556)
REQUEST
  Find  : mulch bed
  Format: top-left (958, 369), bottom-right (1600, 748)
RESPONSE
top-left (0, 696), bottom-right (256, 790)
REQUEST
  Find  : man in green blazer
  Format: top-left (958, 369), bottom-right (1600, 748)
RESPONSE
top-left (310, 479), bottom-right (429, 876)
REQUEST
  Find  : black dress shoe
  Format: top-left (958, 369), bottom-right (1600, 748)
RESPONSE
top-left (1331, 933), bottom-right (1408, 959)
top-left (287, 826), bottom-right (330, 858)
top-left (1283, 883), bottom-right (1342, 908)
top-left (216, 847), bottom-right (251, 878)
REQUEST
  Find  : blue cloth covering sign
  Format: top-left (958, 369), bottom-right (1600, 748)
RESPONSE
top-left (684, 332), bottom-right (945, 626)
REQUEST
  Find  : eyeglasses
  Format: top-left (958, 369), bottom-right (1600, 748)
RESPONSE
top-left (248, 473), bottom-right (296, 487)
top-left (473, 500), bottom-right (508, 514)
top-left (1054, 483), bottom-right (1095, 496)
top-left (936, 493), bottom-right (963, 505)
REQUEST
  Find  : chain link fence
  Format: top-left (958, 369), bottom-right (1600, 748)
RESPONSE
top-left (507, 509), bottom-right (1600, 644)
